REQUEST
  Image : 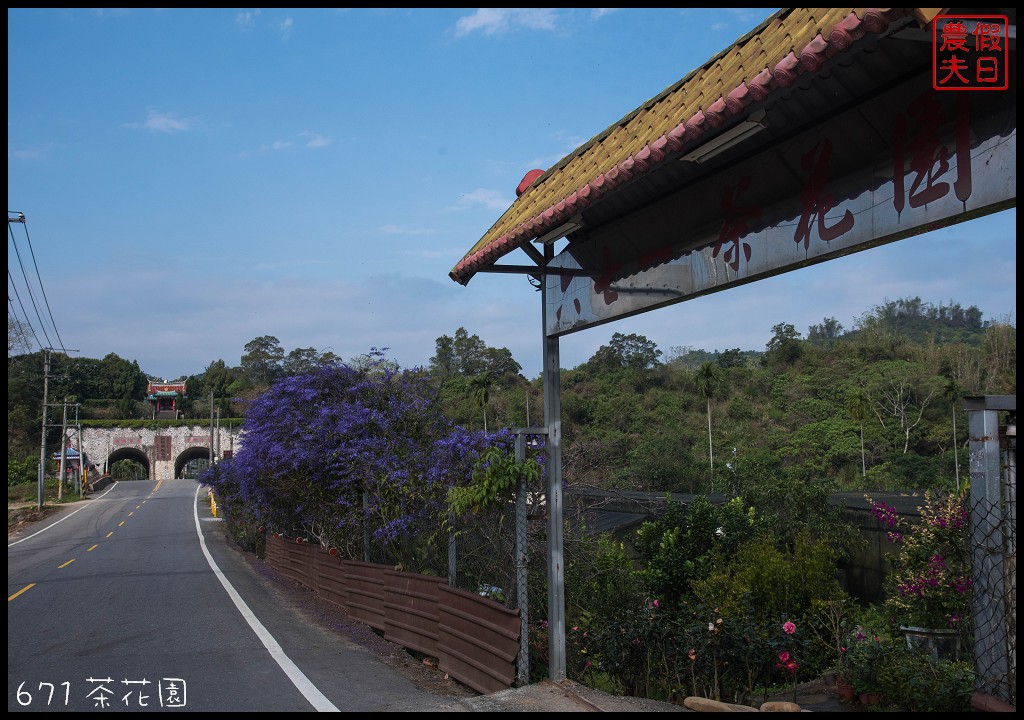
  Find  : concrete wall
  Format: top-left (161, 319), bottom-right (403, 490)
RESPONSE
top-left (80, 425), bottom-right (243, 481)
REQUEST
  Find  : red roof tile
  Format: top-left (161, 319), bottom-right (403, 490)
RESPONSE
top-left (451, 7), bottom-right (923, 286)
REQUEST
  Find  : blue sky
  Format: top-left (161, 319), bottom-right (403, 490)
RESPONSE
top-left (7, 8), bottom-right (1016, 381)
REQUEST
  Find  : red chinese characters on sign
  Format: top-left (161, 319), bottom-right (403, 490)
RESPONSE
top-left (714, 176), bottom-right (760, 271)
top-left (933, 15), bottom-right (1009, 90)
top-left (793, 138), bottom-right (854, 250)
top-left (892, 91), bottom-right (972, 217)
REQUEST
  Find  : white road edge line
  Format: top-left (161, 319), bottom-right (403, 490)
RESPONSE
top-left (8, 481), bottom-right (121, 547)
top-left (192, 484), bottom-right (340, 712)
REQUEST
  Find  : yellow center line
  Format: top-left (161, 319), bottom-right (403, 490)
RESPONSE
top-left (87, 544), bottom-right (99, 552)
top-left (106, 532), bottom-right (114, 538)
top-left (153, 478), bottom-right (163, 493)
top-left (136, 505), bottom-right (141, 510)
top-left (128, 511), bottom-right (134, 517)
top-left (118, 521), bottom-right (125, 527)
top-left (9, 584), bottom-right (36, 601)
top-left (58, 559), bottom-right (75, 569)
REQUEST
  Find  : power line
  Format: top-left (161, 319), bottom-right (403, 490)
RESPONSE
top-left (8, 290), bottom-right (41, 351)
top-left (19, 213), bottom-right (68, 352)
top-left (8, 211), bottom-right (67, 353)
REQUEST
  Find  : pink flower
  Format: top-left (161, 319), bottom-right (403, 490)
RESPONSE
top-left (653, 599), bottom-right (659, 609)
top-left (783, 621), bottom-right (796, 635)
top-left (778, 651), bottom-right (790, 663)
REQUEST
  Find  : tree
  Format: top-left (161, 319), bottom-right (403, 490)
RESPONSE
top-left (470, 372), bottom-right (493, 432)
top-left (452, 327), bottom-right (487, 376)
top-left (240, 335), bottom-right (284, 387)
top-left (283, 347), bottom-right (340, 376)
top-left (429, 334), bottom-right (456, 378)
top-left (8, 315), bottom-right (34, 356)
top-left (199, 358), bottom-right (509, 571)
top-left (807, 317), bottom-right (844, 345)
top-left (764, 322), bottom-right (803, 364)
top-left (589, 332), bottom-right (662, 371)
top-left (482, 346), bottom-right (523, 380)
top-left (716, 348), bottom-right (747, 369)
top-left (846, 388), bottom-right (871, 481)
top-left (99, 353), bottom-right (146, 401)
top-left (866, 361), bottom-right (941, 454)
top-left (694, 361), bottom-right (721, 490)
top-left (943, 379), bottom-right (962, 491)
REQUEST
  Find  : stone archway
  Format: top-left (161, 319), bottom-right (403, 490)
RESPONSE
top-left (106, 446), bottom-right (150, 480)
top-left (175, 445), bottom-right (213, 479)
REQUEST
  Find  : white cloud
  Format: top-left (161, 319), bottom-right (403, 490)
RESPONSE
top-left (278, 17), bottom-right (293, 39)
top-left (9, 143), bottom-right (53, 160)
top-left (123, 109), bottom-right (191, 133)
top-left (302, 131), bottom-right (330, 148)
top-left (235, 10), bottom-right (261, 31)
top-left (457, 188), bottom-right (511, 210)
top-left (259, 140), bottom-right (293, 151)
top-left (454, 8), bottom-right (558, 37)
top-left (591, 9), bottom-right (618, 20)
top-left (378, 225), bottom-right (437, 236)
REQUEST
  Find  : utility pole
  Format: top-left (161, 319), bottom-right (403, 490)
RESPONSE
top-left (59, 402), bottom-right (68, 501)
top-left (37, 349), bottom-right (51, 510)
top-left (209, 390), bottom-right (215, 469)
top-left (76, 404), bottom-right (84, 495)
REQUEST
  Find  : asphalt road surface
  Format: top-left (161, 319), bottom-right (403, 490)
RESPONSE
top-left (8, 477), bottom-right (471, 713)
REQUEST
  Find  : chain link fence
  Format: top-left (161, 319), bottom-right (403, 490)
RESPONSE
top-left (965, 396), bottom-right (1015, 709)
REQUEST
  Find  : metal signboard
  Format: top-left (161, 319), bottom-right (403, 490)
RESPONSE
top-left (545, 75), bottom-right (1016, 337)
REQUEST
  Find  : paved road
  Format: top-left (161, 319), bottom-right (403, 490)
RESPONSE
top-left (8, 477), bottom-right (469, 712)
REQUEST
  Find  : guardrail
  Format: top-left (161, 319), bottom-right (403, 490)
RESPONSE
top-left (262, 534), bottom-right (520, 694)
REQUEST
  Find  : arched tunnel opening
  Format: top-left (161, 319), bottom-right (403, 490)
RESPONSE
top-left (175, 446), bottom-right (213, 479)
top-left (106, 447), bottom-right (150, 481)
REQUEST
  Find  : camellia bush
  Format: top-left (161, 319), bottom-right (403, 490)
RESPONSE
top-left (199, 351), bottom-right (513, 574)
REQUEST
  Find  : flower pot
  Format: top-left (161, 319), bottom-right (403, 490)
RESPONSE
top-left (859, 691), bottom-right (880, 706)
top-left (836, 679), bottom-right (855, 702)
top-left (900, 625), bottom-right (960, 661)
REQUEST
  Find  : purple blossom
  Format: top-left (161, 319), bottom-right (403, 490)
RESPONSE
top-left (198, 353), bottom-right (520, 568)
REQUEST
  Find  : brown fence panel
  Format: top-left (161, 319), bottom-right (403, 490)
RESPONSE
top-left (343, 560), bottom-right (387, 631)
top-left (384, 571), bottom-right (442, 657)
top-left (437, 585), bottom-right (520, 694)
top-left (315, 549), bottom-right (347, 608)
top-left (263, 534), bottom-right (284, 568)
top-left (278, 539), bottom-right (316, 589)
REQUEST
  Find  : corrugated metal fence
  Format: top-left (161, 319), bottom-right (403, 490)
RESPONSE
top-left (262, 534), bottom-right (520, 694)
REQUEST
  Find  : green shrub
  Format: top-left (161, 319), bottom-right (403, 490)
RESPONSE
top-left (8, 455), bottom-right (37, 487)
top-left (877, 640), bottom-right (974, 711)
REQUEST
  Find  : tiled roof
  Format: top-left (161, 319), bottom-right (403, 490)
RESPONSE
top-left (451, 7), bottom-right (936, 286)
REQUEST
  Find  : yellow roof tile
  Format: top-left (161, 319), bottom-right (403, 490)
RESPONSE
top-left (451, 8), bottom-right (920, 285)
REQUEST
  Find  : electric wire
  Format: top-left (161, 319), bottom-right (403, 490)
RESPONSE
top-left (8, 224), bottom-right (53, 350)
top-left (19, 215), bottom-right (67, 353)
top-left (8, 212), bottom-right (66, 353)
top-left (8, 281), bottom-right (43, 350)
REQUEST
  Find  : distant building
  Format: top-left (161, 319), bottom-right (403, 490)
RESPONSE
top-left (147, 380), bottom-right (186, 420)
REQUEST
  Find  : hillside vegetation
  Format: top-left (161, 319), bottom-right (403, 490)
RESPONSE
top-left (8, 296), bottom-right (1016, 495)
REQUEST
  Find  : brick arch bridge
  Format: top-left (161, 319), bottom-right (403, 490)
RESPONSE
top-left (79, 425), bottom-right (241, 482)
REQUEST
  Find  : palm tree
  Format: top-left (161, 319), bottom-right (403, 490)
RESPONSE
top-left (944, 379), bottom-right (962, 491)
top-left (470, 372), bottom-right (493, 432)
top-left (694, 362), bottom-right (721, 492)
top-left (846, 388), bottom-right (871, 482)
